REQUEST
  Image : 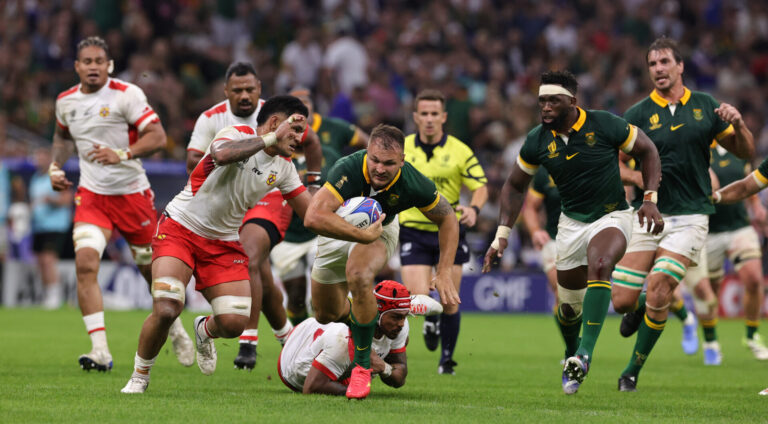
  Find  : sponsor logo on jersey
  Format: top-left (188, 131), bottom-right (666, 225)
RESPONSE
top-left (693, 109), bottom-right (703, 121)
top-left (585, 132), bottom-right (596, 146)
top-left (233, 259), bottom-right (245, 264)
top-left (547, 140), bottom-right (559, 158)
top-left (649, 113), bottom-right (662, 130)
top-left (267, 170), bottom-right (277, 185)
top-left (252, 166), bottom-right (262, 175)
top-left (670, 123), bottom-right (685, 131)
top-left (603, 202), bottom-right (618, 213)
top-left (566, 152), bottom-right (579, 160)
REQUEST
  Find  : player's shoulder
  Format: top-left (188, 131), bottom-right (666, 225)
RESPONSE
top-left (688, 89), bottom-right (718, 106)
top-left (56, 84), bottom-right (79, 101)
top-left (525, 124), bottom-right (545, 142)
top-left (625, 96), bottom-right (653, 117)
top-left (201, 100), bottom-right (229, 119)
top-left (107, 78), bottom-right (145, 96)
top-left (586, 108), bottom-right (622, 122)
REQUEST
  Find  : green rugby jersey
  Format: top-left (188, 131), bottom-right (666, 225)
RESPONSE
top-left (399, 133), bottom-right (487, 232)
top-left (324, 149), bottom-right (440, 226)
top-left (710, 144), bottom-right (750, 233)
top-left (626, 87), bottom-right (733, 215)
top-left (754, 156), bottom-right (768, 188)
top-left (284, 114), bottom-right (360, 243)
top-left (529, 167), bottom-right (561, 239)
top-left (517, 107), bottom-right (635, 223)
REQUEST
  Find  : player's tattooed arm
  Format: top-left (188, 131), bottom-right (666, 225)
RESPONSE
top-left (210, 136), bottom-right (267, 165)
top-left (379, 351), bottom-right (407, 388)
top-left (49, 125), bottom-right (75, 191)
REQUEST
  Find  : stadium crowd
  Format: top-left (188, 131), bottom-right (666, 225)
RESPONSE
top-left (4, 0), bottom-right (768, 276)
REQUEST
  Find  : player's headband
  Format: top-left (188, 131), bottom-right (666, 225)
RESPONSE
top-left (374, 280), bottom-right (411, 315)
top-left (538, 84), bottom-right (574, 98)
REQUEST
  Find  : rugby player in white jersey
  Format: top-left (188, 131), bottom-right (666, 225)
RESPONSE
top-left (50, 36), bottom-right (193, 372)
top-left (278, 280), bottom-right (409, 395)
top-left (121, 96), bottom-right (323, 393)
top-left (186, 62), bottom-right (323, 370)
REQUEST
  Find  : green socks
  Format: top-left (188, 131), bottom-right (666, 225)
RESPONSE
top-left (556, 307), bottom-right (582, 357)
top-left (747, 320), bottom-right (759, 340)
top-left (670, 298), bottom-right (689, 321)
top-left (701, 318), bottom-right (718, 342)
top-left (622, 314), bottom-right (666, 376)
top-left (575, 281), bottom-right (612, 359)
top-left (350, 312), bottom-right (376, 369)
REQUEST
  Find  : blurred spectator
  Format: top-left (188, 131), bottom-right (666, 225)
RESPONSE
top-left (277, 27), bottom-right (323, 92)
top-left (29, 148), bottom-right (73, 309)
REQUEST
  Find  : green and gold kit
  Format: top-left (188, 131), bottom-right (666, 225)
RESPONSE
top-left (529, 167), bottom-right (561, 239)
top-left (517, 107), bottom-right (635, 223)
top-left (710, 145), bottom-right (750, 233)
top-left (626, 87), bottom-right (733, 215)
top-left (324, 149), bottom-right (440, 226)
top-left (399, 133), bottom-right (486, 232)
top-left (284, 114), bottom-right (360, 243)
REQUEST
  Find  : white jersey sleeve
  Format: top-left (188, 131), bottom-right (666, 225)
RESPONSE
top-left (311, 325), bottom-right (352, 380)
top-left (119, 84), bottom-right (160, 132)
top-left (187, 109), bottom-right (220, 154)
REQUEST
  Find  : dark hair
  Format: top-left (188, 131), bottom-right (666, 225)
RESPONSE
top-left (541, 70), bottom-right (578, 96)
top-left (225, 62), bottom-right (258, 82)
top-left (414, 89), bottom-right (446, 110)
top-left (256, 95), bottom-right (308, 126)
top-left (647, 36), bottom-right (683, 64)
top-left (76, 36), bottom-right (109, 59)
top-left (370, 124), bottom-right (405, 150)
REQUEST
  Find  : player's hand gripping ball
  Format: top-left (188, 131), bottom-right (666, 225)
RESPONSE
top-left (335, 197), bottom-right (383, 229)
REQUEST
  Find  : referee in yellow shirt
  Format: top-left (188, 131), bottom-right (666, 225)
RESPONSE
top-left (399, 89), bottom-right (488, 375)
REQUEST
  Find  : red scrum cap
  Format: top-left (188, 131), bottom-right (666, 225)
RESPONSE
top-left (374, 280), bottom-right (411, 314)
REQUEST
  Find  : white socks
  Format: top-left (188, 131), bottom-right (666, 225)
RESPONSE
top-left (83, 312), bottom-right (108, 352)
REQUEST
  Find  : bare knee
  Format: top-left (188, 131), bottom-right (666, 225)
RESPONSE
top-left (612, 289), bottom-right (639, 314)
top-left (346, 268), bottom-right (374, 296)
top-left (213, 315), bottom-right (247, 338)
top-left (646, 278), bottom-right (674, 307)
top-left (153, 299), bottom-right (183, 325)
top-left (75, 252), bottom-right (100, 278)
top-left (588, 256), bottom-right (614, 281)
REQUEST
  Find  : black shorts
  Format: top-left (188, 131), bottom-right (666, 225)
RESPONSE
top-left (32, 232), bottom-right (68, 254)
top-left (399, 226), bottom-right (470, 266)
top-left (243, 218), bottom-right (282, 250)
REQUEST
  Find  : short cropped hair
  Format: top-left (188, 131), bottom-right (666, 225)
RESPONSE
top-left (647, 36), bottom-right (683, 64)
top-left (256, 95), bottom-right (308, 126)
top-left (77, 36), bottom-right (109, 59)
top-left (540, 70), bottom-right (578, 96)
top-left (370, 124), bottom-right (405, 151)
top-left (414, 89), bottom-right (446, 110)
top-left (225, 62), bottom-right (258, 82)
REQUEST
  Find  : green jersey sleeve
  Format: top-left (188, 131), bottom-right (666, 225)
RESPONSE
top-left (323, 151), bottom-right (365, 202)
top-left (705, 95), bottom-right (735, 142)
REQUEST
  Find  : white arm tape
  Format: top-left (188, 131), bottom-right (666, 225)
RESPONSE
top-left (48, 163), bottom-right (65, 178)
top-left (490, 225), bottom-right (512, 250)
top-left (262, 132), bottom-right (277, 148)
top-left (713, 191), bottom-right (722, 204)
top-left (381, 362), bottom-right (393, 378)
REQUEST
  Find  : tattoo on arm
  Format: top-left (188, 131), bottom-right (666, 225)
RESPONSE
top-left (210, 137), bottom-right (266, 165)
top-left (426, 196), bottom-right (454, 217)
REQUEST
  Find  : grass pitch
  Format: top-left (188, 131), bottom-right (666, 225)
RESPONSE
top-left (1, 308), bottom-right (766, 423)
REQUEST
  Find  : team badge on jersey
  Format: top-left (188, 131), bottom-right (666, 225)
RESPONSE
top-left (547, 140), bottom-right (559, 158)
top-left (649, 113), bottom-right (661, 130)
top-left (99, 106), bottom-right (110, 118)
top-left (585, 132), bottom-right (596, 147)
top-left (693, 109), bottom-right (703, 121)
top-left (335, 175), bottom-right (348, 190)
top-left (267, 170), bottom-right (278, 185)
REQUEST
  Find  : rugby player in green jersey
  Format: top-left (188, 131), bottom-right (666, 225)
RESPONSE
top-left (304, 124), bottom-right (460, 399)
top-left (612, 37), bottom-right (754, 392)
top-left (483, 70), bottom-right (663, 395)
top-left (399, 89), bottom-right (488, 375)
top-left (270, 87), bottom-right (368, 326)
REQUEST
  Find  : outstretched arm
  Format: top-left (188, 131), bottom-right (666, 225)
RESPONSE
top-left (422, 195), bottom-right (461, 306)
top-left (482, 164), bottom-right (532, 272)
top-left (626, 128), bottom-right (664, 235)
top-left (371, 351), bottom-right (407, 388)
top-left (715, 174), bottom-right (762, 204)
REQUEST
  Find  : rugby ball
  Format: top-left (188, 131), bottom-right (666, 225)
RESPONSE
top-left (335, 197), bottom-right (382, 229)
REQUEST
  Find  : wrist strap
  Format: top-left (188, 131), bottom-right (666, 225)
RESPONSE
top-left (262, 132), bottom-right (277, 148)
top-left (111, 148), bottom-right (132, 161)
top-left (381, 362), bottom-right (393, 378)
top-left (713, 191), bottom-right (722, 204)
top-left (643, 190), bottom-right (657, 204)
top-left (304, 171), bottom-right (322, 187)
top-left (471, 205), bottom-right (480, 215)
top-left (490, 225), bottom-right (512, 250)
top-left (48, 162), bottom-right (64, 177)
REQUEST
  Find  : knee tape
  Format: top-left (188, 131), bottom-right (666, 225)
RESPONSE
top-left (130, 244), bottom-right (153, 265)
top-left (612, 266), bottom-right (648, 290)
top-left (649, 256), bottom-right (687, 284)
top-left (72, 224), bottom-right (107, 255)
top-left (151, 277), bottom-right (186, 303)
top-left (693, 295), bottom-right (717, 316)
top-left (210, 295), bottom-right (251, 317)
top-left (732, 248), bottom-right (762, 271)
top-left (557, 286), bottom-right (587, 318)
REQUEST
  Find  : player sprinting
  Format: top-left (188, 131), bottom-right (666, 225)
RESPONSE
top-left (121, 96), bottom-right (311, 393)
top-left (398, 89), bottom-right (488, 375)
top-left (50, 36), bottom-right (193, 372)
top-left (186, 63), bottom-right (323, 370)
top-left (483, 70), bottom-right (663, 395)
top-left (270, 86), bottom-right (368, 326)
top-left (612, 37), bottom-right (754, 392)
top-left (303, 124), bottom-right (461, 399)
top-left (278, 280), bottom-right (410, 395)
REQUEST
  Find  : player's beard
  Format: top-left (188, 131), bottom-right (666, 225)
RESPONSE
top-left (541, 112), bottom-right (568, 132)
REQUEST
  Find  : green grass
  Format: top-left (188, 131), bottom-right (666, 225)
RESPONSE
top-left (1, 308), bottom-right (766, 423)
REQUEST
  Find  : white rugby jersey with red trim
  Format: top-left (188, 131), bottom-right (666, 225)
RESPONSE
top-left (187, 99), bottom-right (266, 155)
top-left (165, 125), bottom-right (306, 241)
top-left (278, 317), bottom-right (408, 391)
top-left (54, 78), bottom-right (160, 195)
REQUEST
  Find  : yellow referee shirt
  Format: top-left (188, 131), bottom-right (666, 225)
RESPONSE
top-left (400, 133), bottom-right (487, 232)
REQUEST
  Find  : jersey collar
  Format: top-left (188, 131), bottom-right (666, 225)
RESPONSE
top-left (415, 132), bottom-right (448, 148)
top-left (650, 87), bottom-right (691, 108)
top-left (550, 107), bottom-right (587, 137)
top-left (311, 113), bottom-right (322, 132)
top-left (363, 153), bottom-right (402, 192)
